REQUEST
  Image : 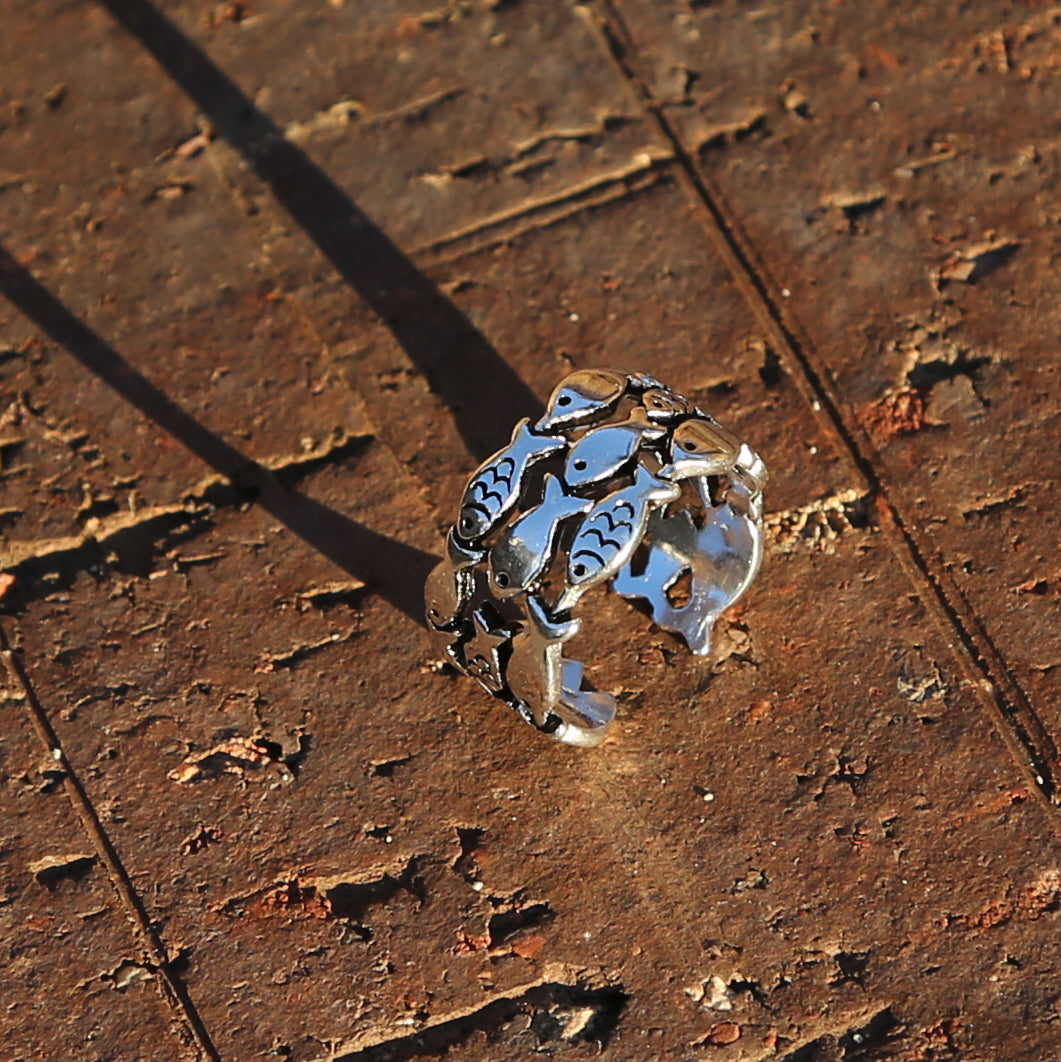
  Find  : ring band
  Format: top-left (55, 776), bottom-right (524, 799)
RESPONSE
top-left (425, 369), bottom-right (767, 747)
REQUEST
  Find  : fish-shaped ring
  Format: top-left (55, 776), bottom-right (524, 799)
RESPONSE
top-left (427, 368), bottom-right (767, 748)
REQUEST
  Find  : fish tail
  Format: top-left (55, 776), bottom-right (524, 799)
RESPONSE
top-left (515, 418), bottom-right (567, 459)
top-left (542, 472), bottom-right (593, 519)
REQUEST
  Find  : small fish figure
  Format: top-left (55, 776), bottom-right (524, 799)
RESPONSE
top-left (613, 503), bottom-right (762, 655)
top-left (661, 417), bottom-right (741, 480)
top-left (562, 407), bottom-right (666, 489)
top-left (506, 593), bottom-right (581, 726)
top-left (641, 387), bottom-right (691, 423)
top-left (424, 530), bottom-right (483, 630)
top-left (424, 559), bottom-right (470, 631)
top-left (490, 474), bottom-right (593, 595)
top-left (458, 419), bottom-right (566, 542)
top-left (562, 465), bottom-right (681, 604)
top-left (536, 369), bottom-right (627, 432)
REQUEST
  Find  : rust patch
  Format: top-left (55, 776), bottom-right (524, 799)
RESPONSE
top-left (179, 825), bottom-right (224, 855)
top-left (168, 736), bottom-right (296, 784)
top-left (858, 387), bottom-right (937, 441)
top-left (948, 870), bottom-right (1061, 930)
top-left (28, 852), bottom-right (96, 888)
top-left (700, 1021), bottom-right (742, 1046)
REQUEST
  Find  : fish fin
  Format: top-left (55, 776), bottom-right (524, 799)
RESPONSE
top-left (633, 464), bottom-right (683, 501)
top-left (540, 471), bottom-right (566, 504)
top-left (510, 417), bottom-right (532, 443)
top-left (625, 405), bottom-right (668, 437)
top-left (526, 593), bottom-right (580, 641)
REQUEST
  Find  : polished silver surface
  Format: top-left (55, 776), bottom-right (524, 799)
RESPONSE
top-left (489, 473), bottom-right (591, 596)
top-left (611, 501), bottom-right (762, 655)
top-left (562, 407), bottom-right (665, 488)
top-left (536, 368), bottom-right (627, 432)
top-left (427, 369), bottom-right (767, 747)
top-left (662, 417), bottom-right (741, 480)
top-left (558, 465), bottom-right (682, 612)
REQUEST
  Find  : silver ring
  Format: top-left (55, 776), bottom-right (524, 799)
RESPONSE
top-left (425, 369), bottom-right (767, 747)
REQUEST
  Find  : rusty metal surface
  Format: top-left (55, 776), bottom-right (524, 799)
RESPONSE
top-left (602, 0), bottom-right (1061, 747)
top-left (2, 1), bottom-right (1061, 1060)
top-left (0, 657), bottom-right (191, 1060)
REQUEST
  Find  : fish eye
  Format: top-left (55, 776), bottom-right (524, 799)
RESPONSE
top-left (460, 514), bottom-right (475, 531)
top-left (682, 440), bottom-right (697, 451)
top-left (572, 563), bottom-right (587, 577)
top-left (558, 395), bottom-right (572, 406)
top-left (495, 572), bottom-right (510, 588)
top-left (573, 459), bottom-right (587, 471)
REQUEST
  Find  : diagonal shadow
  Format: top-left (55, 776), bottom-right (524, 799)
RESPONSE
top-left (0, 246), bottom-right (436, 626)
top-left (98, 0), bottom-right (543, 461)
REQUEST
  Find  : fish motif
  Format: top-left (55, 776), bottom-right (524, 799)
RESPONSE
top-left (424, 530), bottom-right (483, 630)
top-left (562, 407), bottom-right (666, 489)
top-left (661, 417), bottom-right (741, 480)
top-left (562, 465), bottom-right (681, 604)
top-left (457, 419), bottom-right (566, 542)
top-left (612, 502), bottom-right (762, 655)
top-left (641, 387), bottom-right (691, 423)
top-left (536, 369), bottom-right (627, 432)
top-left (505, 593), bottom-right (581, 726)
top-left (490, 474), bottom-right (593, 595)
top-left (424, 559), bottom-right (469, 631)
top-left (504, 597), bottom-right (614, 744)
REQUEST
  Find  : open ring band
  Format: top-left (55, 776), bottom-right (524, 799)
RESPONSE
top-left (425, 369), bottom-right (767, 747)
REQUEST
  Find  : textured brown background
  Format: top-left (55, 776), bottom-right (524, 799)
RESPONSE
top-left (2, 1), bottom-right (1060, 1059)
